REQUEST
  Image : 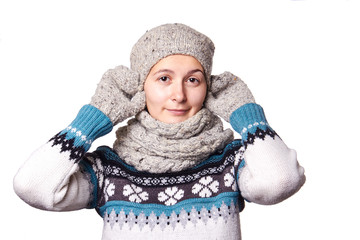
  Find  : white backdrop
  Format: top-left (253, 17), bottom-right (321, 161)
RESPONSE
top-left (1, 0), bottom-right (359, 239)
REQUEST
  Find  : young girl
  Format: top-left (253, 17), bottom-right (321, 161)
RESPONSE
top-left (14, 23), bottom-right (305, 240)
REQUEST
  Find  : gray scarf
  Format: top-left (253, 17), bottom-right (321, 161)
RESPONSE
top-left (113, 108), bottom-right (234, 173)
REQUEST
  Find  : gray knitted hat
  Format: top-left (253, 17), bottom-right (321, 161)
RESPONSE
top-left (130, 23), bottom-right (215, 88)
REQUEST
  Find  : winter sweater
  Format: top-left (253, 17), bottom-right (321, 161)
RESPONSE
top-left (14, 103), bottom-right (305, 240)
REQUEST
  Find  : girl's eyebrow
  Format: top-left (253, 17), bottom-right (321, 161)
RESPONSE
top-left (152, 69), bottom-right (204, 76)
top-left (188, 69), bottom-right (204, 76)
top-left (152, 69), bottom-right (175, 76)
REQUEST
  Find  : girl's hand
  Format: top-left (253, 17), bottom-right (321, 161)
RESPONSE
top-left (90, 66), bottom-right (146, 125)
top-left (205, 72), bottom-right (255, 122)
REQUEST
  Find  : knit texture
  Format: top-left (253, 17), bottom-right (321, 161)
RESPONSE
top-left (14, 103), bottom-right (306, 239)
top-left (51, 105), bottom-right (113, 161)
top-left (113, 108), bottom-right (234, 173)
top-left (90, 65), bottom-right (146, 125)
top-left (61, 105), bottom-right (113, 147)
top-left (230, 103), bottom-right (270, 141)
top-left (82, 140), bottom-right (246, 240)
top-left (205, 72), bottom-right (255, 122)
top-left (130, 23), bottom-right (215, 87)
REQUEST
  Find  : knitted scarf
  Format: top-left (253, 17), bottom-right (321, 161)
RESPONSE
top-left (113, 108), bottom-right (234, 173)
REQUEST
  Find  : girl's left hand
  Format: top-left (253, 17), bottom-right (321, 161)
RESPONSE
top-left (205, 72), bottom-right (255, 122)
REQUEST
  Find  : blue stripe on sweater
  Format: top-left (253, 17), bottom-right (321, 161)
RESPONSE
top-left (99, 191), bottom-right (240, 217)
top-left (229, 103), bottom-right (269, 141)
top-left (60, 105), bottom-right (113, 150)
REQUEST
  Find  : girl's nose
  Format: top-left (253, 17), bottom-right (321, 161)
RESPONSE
top-left (171, 81), bottom-right (186, 103)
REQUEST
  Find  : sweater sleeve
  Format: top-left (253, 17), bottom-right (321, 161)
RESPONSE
top-left (13, 105), bottom-right (113, 211)
top-left (230, 103), bottom-right (305, 205)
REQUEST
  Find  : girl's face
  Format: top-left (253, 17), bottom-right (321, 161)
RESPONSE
top-left (144, 55), bottom-right (207, 124)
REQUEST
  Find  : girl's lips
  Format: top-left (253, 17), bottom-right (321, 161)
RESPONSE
top-left (166, 109), bottom-right (189, 115)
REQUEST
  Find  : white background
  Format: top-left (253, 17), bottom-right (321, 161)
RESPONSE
top-left (1, 0), bottom-right (359, 239)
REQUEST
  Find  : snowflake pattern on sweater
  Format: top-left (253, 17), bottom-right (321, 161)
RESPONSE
top-left (79, 140), bottom-right (247, 237)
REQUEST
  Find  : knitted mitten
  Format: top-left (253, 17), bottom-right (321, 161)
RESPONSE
top-left (205, 72), bottom-right (255, 122)
top-left (90, 65), bottom-right (146, 125)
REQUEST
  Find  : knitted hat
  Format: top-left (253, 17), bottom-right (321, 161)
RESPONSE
top-left (130, 23), bottom-right (215, 88)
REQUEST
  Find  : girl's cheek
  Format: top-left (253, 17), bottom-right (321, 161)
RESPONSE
top-left (151, 88), bottom-right (167, 104)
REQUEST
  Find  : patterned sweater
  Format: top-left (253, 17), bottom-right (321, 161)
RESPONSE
top-left (14, 103), bottom-right (305, 240)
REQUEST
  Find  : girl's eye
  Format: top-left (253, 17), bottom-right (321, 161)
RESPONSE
top-left (159, 76), bottom-right (170, 82)
top-left (187, 77), bottom-right (199, 84)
